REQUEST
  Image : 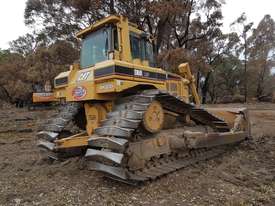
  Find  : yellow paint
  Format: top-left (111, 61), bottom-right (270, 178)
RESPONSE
top-left (55, 132), bottom-right (89, 149)
top-left (104, 101), bottom-right (113, 112)
top-left (32, 92), bottom-right (57, 103)
top-left (143, 100), bottom-right (164, 133)
top-left (205, 109), bottom-right (241, 129)
top-left (61, 58), bottom-right (168, 101)
top-left (117, 16), bottom-right (132, 62)
top-left (178, 63), bottom-right (201, 105)
top-left (76, 15), bottom-right (120, 38)
top-left (84, 103), bottom-right (108, 136)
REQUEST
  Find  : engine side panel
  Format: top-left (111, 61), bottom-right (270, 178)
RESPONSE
top-left (55, 60), bottom-right (189, 102)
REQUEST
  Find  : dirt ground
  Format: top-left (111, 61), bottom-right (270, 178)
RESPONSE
top-left (0, 103), bottom-right (275, 206)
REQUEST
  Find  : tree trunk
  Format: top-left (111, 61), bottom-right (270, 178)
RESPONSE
top-left (196, 70), bottom-right (200, 93)
top-left (109, 0), bottom-right (116, 14)
top-left (155, 16), bottom-right (169, 54)
top-left (256, 66), bottom-right (267, 99)
top-left (0, 85), bottom-right (12, 103)
top-left (201, 71), bottom-right (212, 104)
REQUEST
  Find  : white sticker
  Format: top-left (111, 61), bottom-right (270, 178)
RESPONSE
top-left (99, 83), bottom-right (113, 90)
top-left (78, 71), bottom-right (91, 81)
top-left (134, 69), bottom-right (143, 76)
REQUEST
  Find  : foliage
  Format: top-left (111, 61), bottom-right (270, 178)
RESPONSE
top-left (247, 15), bottom-right (275, 98)
top-left (1, 1), bottom-right (275, 104)
top-left (0, 41), bottom-right (78, 102)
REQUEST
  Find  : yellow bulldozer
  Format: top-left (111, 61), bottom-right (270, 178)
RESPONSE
top-left (31, 81), bottom-right (57, 110)
top-left (37, 15), bottom-right (250, 184)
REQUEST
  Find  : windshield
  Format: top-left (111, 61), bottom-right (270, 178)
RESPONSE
top-left (80, 27), bottom-right (110, 69)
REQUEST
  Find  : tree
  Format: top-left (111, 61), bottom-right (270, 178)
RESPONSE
top-left (24, 0), bottom-right (114, 43)
top-left (208, 55), bottom-right (243, 102)
top-left (0, 49), bottom-right (10, 62)
top-left (9, 33), bottom-right (49, 56)
top-left (0, 52), bottom-right (30, 102)
top-left (9, 0), bottom-right (275, 105)
top-left (25, 40), bottom-right (79, 86)
top-left (24, 0), bottom-right (224, 52)
top-left (231, 13), bottom-right (253, 102)
top-left (0, 40), bottom-right (79, 103)
top-left (247, 15), bottom-right (275, 99)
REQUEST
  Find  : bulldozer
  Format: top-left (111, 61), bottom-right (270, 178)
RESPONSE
top-left (37, 15), bottom-right (250, 185)
top-left (31, 81), bottom-right (58, 110)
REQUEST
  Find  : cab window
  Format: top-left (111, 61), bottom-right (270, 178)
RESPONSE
top-left (146, 41), bottom-right (155, 67)
top-left (80, 27), bottom-right (110, 69)
top-left (130, 34), bottom-right (141, 59)
top-left (113, 27), bottom-right (119, 51)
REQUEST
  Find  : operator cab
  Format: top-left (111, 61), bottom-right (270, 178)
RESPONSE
top-left (80, 26), bottom-right (112, 68)
top-left (77, 15), bottom-right (155, 69)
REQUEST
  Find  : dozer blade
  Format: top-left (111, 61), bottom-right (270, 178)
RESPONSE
top-left (37, 131), bottom-right (59, 142)
top-left (85, 149), bottom-right (124, 164)
top-left (185, 131), bottom-right (247, 149)
top-left (88, 136), bottom-right (128, 151)
top-left (204, 107), bottom-right (251, 135)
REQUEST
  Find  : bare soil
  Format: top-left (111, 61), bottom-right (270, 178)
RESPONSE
top-left (0, 103), bottom-right (275, 206)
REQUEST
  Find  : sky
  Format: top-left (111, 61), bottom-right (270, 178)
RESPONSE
top-left (0, 1), bottom-right (29, 49)
top-left (0, 0), bottom-right (275, 49)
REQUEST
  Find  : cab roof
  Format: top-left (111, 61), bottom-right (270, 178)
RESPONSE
top-left (76, 15), bottom-right (142, 39)
top-left (76, 15), bottom-right (120, 38)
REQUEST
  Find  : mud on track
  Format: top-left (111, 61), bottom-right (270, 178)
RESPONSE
top-left (0, 104), bottom-right (275, 206)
